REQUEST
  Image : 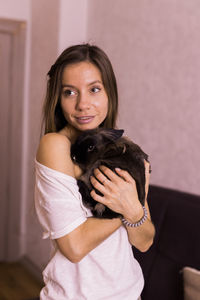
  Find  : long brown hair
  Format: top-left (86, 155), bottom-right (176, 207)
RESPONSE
top-left (42, 44), bottom-right (118, 134)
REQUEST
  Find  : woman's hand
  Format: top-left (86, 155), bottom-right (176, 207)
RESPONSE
top-left (90, 163), bottom-right (149, 222)
top-left (144, 160), bottom-right (151, 201)
top-left (90, 161), bottom-right (155, 252)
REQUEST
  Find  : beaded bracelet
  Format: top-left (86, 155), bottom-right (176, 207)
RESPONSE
top-left (121, 206), bottom-right (148, 228)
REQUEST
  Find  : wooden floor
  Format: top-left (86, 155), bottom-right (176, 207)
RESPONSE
top-left (0, 261), bottom-right (43, 300)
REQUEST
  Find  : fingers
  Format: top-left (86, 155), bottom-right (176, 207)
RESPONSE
top-left (93, 167), bottom-right (110, 186)
top-left (92, 163), bottom-right (150, 189)
top-left (90, 165), bottom-right (141, 216)
top-left (90, 170), bottom-right (110, 205)
top-left (90, 174), bottom-right (107, 195)
top-left (115, 168), bottom-right (136, 184)
top-left (90, 166), bottom-right (124, 203)
top-left (98, 165), bottom-right (135, 184)
top-left (90, 166), bottom-right (136, 198)
top-left (90, 189), bottom-right (106, 205)
top-left (144, 160), bottom-right (151, 179)
top-left (144, 160), bottom-right (151, 199)
top-left (144, 159), bottom-right (152, 174)
top-left (98, 166), bottom-right (119, 183)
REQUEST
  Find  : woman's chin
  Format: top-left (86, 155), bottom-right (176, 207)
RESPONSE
top-left (74, 122), bottom-right (100, 132)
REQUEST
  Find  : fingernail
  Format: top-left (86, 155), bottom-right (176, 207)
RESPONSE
top-left (115, 168), bottom-right (121, 171)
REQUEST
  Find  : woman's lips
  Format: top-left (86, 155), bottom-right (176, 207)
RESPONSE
top-left (75, 116), bottom-right (95, 124)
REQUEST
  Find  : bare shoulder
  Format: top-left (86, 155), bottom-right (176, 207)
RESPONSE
top-left (36, 133), bottom-right (75, 177)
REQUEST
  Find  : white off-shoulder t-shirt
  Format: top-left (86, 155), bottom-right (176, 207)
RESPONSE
top-left (34, 159), bottom-right (144, 300)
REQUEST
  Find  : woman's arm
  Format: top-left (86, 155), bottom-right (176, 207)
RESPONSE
top-left (56, 217), bottom-right (121, 263)
top-left (90, 162), bottom-right (155, 252)
top-left (120, 162), bottom-right (155, 251)
top-left (36, 133), bottom-right (122, 263)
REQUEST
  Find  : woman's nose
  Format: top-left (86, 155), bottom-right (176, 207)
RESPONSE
top-left (76, 92), bottom-right (91, 110)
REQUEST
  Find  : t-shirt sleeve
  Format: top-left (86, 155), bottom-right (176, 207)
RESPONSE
top-left (34, 161), bottom-right (90, 239)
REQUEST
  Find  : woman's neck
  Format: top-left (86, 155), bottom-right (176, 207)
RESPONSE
top-left (59, 125), bottom-right (81, 144)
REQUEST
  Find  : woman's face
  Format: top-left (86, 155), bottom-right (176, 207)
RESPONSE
top-left (60, 61), bottom-right (108, 133)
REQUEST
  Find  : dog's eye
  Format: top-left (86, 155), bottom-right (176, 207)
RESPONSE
top-left (87, 145), bottom-right (95, 152)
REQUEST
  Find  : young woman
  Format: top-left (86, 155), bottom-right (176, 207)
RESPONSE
top-left (35, 44), bottom-right (155, 300)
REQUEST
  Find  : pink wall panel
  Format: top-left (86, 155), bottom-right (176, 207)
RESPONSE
top-left (87, 0), bottom-right (200, 195)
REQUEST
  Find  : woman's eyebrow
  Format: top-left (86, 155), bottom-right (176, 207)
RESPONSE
top-left (62, 80), bottom-right (102, 88)
top-left (88, 80), bottom-right (102, 86)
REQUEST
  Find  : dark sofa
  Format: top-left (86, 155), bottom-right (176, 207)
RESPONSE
top-left (133, 185), bottom-right (200, 300)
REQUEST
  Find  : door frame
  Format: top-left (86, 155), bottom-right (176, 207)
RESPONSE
top-left (0, 18), bottom-right (26, 261)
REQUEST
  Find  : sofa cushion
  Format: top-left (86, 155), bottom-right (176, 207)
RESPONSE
top-left (183, 267), bottom-right (200, 300)
top-left (158, 195), bottom-right (200, 267)
top-left (141, 252), bottom-right (183, 300)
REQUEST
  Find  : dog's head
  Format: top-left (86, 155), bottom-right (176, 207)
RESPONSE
top-left (71, 128), bottom-right (124, 167)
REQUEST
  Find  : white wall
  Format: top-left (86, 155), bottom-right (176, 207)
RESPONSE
top-left (87, 0), bottom-right (200, 195)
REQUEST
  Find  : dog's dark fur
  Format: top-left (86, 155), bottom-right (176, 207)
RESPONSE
top-left (71, 128), bottom-right (149, 219)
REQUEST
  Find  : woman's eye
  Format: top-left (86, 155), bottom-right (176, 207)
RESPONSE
top-left (91, 86), bottom-right (101, 93)
top-left (63, 89), bottom-right (76, 97)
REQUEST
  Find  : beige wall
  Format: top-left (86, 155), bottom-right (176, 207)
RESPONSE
top-left (87, 0), bottom-right (200, 195)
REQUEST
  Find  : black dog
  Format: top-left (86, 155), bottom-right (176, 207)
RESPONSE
top-left (71, 128), bottom-right (149, 219)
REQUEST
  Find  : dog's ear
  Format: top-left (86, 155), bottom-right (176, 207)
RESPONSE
top-left (103, 129), bottom-right (124, 141)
